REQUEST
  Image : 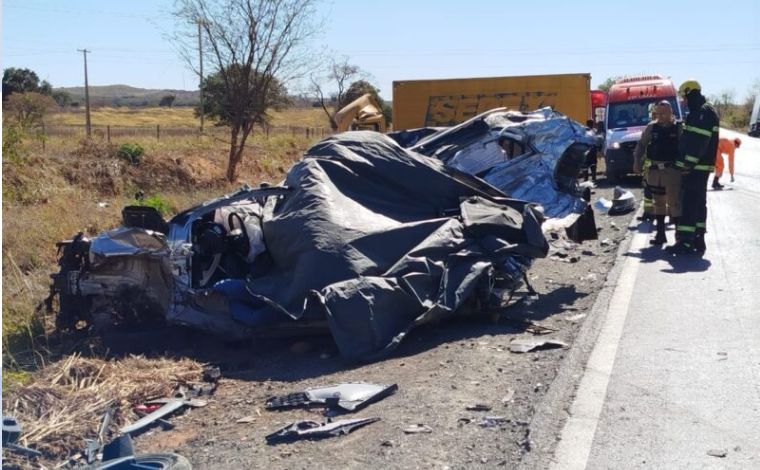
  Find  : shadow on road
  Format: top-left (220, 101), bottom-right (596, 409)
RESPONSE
top-left (624, 244), bottom-right (712, 273)
top-left (55, 281), bottom-right (588, 382)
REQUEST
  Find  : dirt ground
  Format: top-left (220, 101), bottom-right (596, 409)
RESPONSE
top-left (97, 181), bottom-right (643, 470)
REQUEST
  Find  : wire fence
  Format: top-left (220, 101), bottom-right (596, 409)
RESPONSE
top-left (41, 123), bottom-right (332, 142)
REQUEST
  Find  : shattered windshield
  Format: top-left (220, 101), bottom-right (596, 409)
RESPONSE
top-left (607, 98), bottom-right (681, 130)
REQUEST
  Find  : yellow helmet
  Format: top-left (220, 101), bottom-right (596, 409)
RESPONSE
top-left (678, 79), bottom-right (701, 97)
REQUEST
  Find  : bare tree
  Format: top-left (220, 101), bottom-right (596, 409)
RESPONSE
top-left (710, 88), bottom-right (736, 119)
top-left (173, 0), bottom-right (319, 181)
top-left (311, 56), bottom-right (363, 130)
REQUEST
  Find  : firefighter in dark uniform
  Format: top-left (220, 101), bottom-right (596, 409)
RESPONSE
top-left (633, 101), bottom-right (682, 245)
top-left (668, 79), bottom-right (720, 256)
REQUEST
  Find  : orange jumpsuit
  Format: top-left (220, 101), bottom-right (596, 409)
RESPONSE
top-left (715, 137), bottom-right (736, 178)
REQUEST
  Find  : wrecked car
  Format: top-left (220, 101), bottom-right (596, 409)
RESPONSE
top-left (390, 107), bottom-right (599, 233)
top-left (51, 109), bottom-right (595, 361)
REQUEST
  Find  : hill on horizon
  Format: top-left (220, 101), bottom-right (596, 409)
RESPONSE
top-left (56, 84), bottom-right (200, 107)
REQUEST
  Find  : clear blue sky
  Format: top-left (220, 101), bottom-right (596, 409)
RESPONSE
top-left (3, 0), bottom-right (759, 100)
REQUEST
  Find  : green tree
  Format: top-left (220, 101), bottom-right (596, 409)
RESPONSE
top-left (159, 94), bottom-right (177, 107)
top-left (2, 68), bottom-right (45, 98)
top-left (196, 67), bottom-right (290, 127)
top-left (174, 0), bottom-right (319, 182)
top-left (597, 76), bottom-right (619, 92)
top-left (52, 90), bottom-right (72, 107)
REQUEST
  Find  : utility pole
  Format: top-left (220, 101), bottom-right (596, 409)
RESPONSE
top-left (197, 20), bottom-right (204, 134)
top-left (78, 48), bottom-right (92, 137)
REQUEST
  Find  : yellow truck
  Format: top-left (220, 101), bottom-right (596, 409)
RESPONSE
top-left (392, 73), bottom-right (591, 130)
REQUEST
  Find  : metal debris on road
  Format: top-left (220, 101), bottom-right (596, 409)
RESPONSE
top-left (509, 337), bottom-right (567, 353)
top-left (266, 417), bottom-right (380, 444)
top-left (478, 416), bottom-right (509, 428)
top-left (465, 404), bottom-right (492, 412)
top-left (403, 424), bottom-right (433, 434)
top-left (265, 383), bottom-right (398, 413)
top-left (608, 186), bottom-right (636, 215)
top-left (707, 449), bottom-right (727, 458)
top-left (120, 390), bottom-right (207, 436)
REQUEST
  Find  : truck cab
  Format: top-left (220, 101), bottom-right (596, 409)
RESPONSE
top-left (603, 75), bottom-right (682, 181)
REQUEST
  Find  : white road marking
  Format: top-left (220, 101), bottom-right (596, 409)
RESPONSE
top-left (550, 228), bottom-right (649, 470)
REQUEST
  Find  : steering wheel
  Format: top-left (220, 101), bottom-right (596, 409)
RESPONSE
top-left (227, 212), bottom-right (251, 257)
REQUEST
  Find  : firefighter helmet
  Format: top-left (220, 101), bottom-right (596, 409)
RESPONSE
top-left (678, 79), bottom-right (702, 97)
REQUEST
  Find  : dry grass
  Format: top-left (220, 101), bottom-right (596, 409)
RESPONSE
top-left (2, 354), bottom-right (204, 467)
top-left (47, 106), bottom-right (331, 128)
top-left (48, 107), bottom-right (203, 127)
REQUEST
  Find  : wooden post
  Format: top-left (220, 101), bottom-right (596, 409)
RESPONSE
top-left (156, 124), bottom-right (160, 140)
top-left (41, 123), bottom-right (46, 151)
top-left (107, 125), bottom-right (111, 143)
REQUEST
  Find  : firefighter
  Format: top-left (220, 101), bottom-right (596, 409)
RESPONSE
top-left (668, 79), bottom-right (720, 256)
top-left (712, 136), bottom-right (741, 189)
top-left (633, 100), bottom-right (682, 245)
top-left (636, 105), bottom-right (660, 222)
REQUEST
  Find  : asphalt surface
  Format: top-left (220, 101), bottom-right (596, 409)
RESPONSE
top-left (547, 130), bottom-right (760, 469)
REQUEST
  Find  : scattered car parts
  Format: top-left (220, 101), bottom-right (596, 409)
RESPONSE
top-left (120, 391), bottom-right (207, 436)
top-left (265, 417), bottom-right (380, 444)
top-left (509, 337), bottom-right (568, 353)
top-left (265, 383), bottom-right (398, 413)
top-left (608, 186), bottom-right (637, 215)
top-left (403, 424), bottom-right (433, 434)
top-left (2, 415), bottom-right (42, 458)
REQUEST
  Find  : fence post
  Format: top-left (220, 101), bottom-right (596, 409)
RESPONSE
top-left (41, 123), bottom-right (46, 151)
top-left (156, 124), bottom-right (160, 140)
top-left (107, 125), bottom-right (111, 143)
top-left (306, 128), bottom-right (310, 138)
top-left (266, 126), bottom-right (270, 140)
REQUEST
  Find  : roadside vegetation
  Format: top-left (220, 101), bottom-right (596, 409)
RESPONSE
top-left (2, 105), bottom-right (321, 392)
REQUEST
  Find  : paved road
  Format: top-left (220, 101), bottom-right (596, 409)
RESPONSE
top-left (551, 131), bottom-right (760, 469)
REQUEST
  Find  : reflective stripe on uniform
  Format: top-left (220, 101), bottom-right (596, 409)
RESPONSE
top-left (685, 155), bottom-right (700, 163)
top-left (694, 164), bottom-right (714, 171)
top-left (712, 126), bottom-right (720, 132)
top-left (677, 224), bottom-right (696, 233)
top-left (696, 222), bottom-right (706, 228)
top-left (684, 125), bottom-right (712, 137)
top-left (675, 161), bottom-right (687, 168)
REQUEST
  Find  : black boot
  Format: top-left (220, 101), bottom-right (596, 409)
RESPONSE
top-left (650, 215), bottom-right (667, 245)
top-left (712, 176), bottom-right (724, 190)
top-left (666, 239), bottom-right (697, 255)
top-left (694, 234), bottom-right (706, 256)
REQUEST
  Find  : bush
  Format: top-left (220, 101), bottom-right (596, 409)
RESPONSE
top-left (2, 125), bottom-right (26, 164)
top-left (117, 143), bottom-right (145, 165)
top-left (138, 194), bottom-right (172, 216)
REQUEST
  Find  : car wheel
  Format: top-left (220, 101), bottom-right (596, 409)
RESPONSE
top-left (89, 453), bottom-right (192, 470)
